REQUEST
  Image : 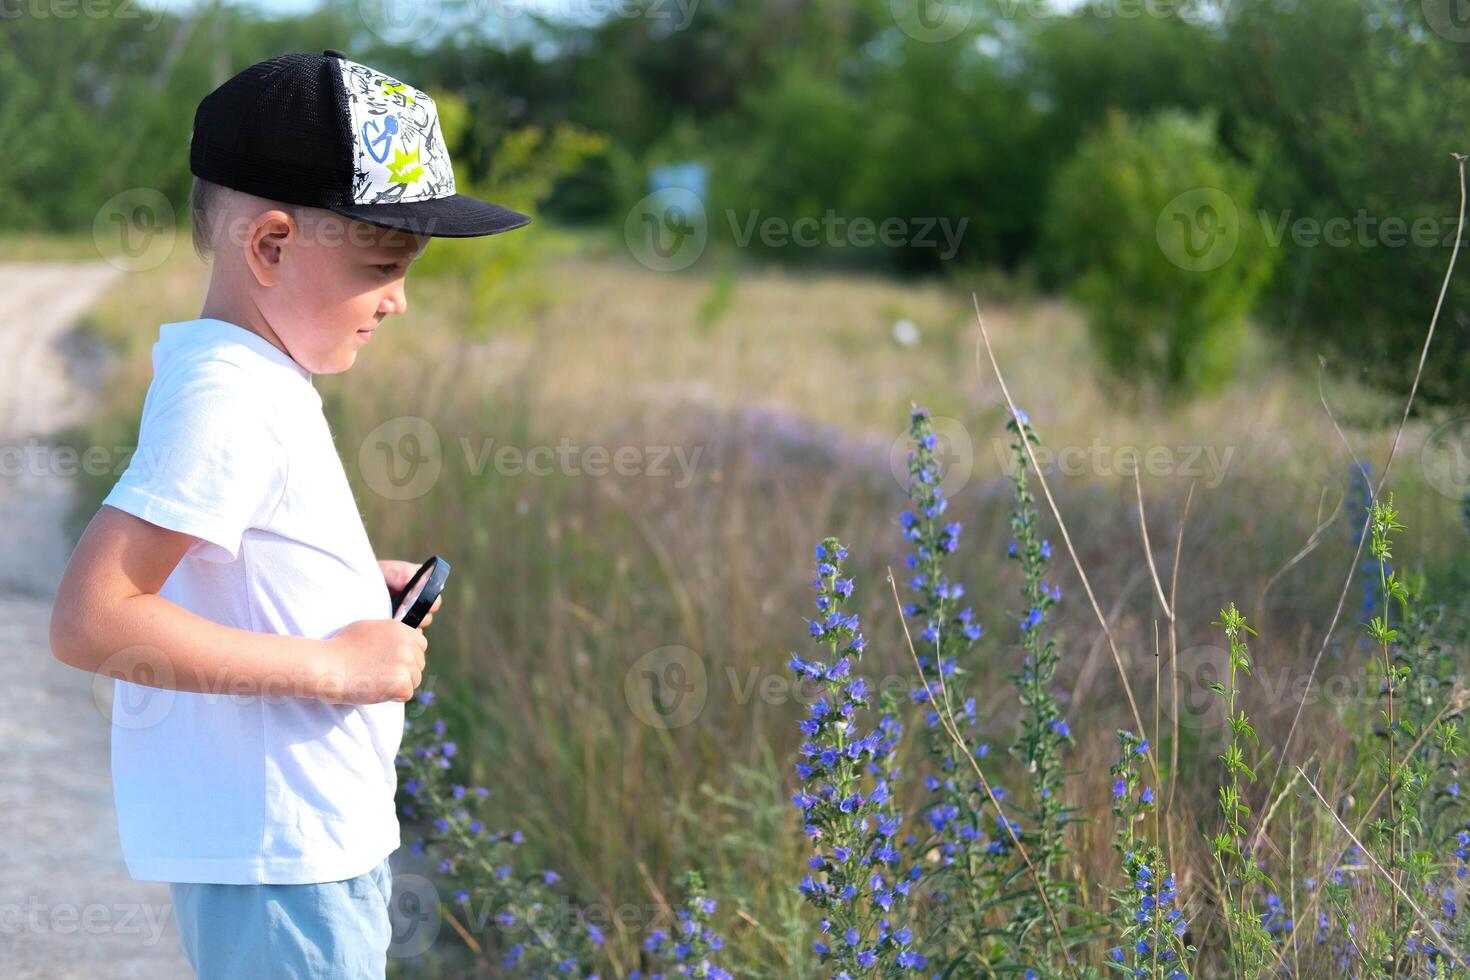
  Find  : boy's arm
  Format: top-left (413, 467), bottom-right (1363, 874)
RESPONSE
top-left (50, 505), bottom-right (426, 703)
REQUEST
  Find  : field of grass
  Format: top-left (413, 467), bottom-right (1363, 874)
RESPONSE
top-left (64, 232), bottom-right (1470, 975)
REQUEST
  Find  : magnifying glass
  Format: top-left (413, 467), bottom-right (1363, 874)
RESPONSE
top-left (393, 555), bottom-right (451, 628)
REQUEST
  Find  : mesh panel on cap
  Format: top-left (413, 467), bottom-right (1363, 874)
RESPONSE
top-left (189, 52), bottom-right (354, 208)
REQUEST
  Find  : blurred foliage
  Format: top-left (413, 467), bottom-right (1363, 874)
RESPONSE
top-left (7, 0), bottom-right (1470, 402)
top-left (0, 0), bottom-right (359, 227)
top-left (1216, 0), bottom-right (1470, 409)
top-left (1045, 110), bottom-right (1275, 398)
top-left (415, 91), bottom-right (608, 328)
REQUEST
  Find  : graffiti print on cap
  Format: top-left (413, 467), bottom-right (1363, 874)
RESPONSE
top-left (338, 59), bottom-right (456, 206)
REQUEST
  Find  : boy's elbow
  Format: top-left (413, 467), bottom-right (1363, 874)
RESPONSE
top-left (48, 596), bottom-right (89, 670)
top-left (49, 505), bottom-right (193, 673)
top-left (49, 578), bottom-right (104, 673)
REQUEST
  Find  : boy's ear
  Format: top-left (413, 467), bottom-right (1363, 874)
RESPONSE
top-left (244, 210), bottom-right (298, 286)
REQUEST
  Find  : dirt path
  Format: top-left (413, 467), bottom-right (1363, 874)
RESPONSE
top-left (0, 263), bottom-right (191, 978)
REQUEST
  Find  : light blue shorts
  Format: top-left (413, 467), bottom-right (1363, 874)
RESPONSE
top-left (168, 856), bottom-right (393, 980)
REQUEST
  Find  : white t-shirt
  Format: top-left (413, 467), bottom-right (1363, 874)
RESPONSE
top-left (100, 317), bottom-right (403, 885)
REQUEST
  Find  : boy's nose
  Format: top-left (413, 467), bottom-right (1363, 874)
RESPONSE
top-left (379, 282), bottom-right (409, 317)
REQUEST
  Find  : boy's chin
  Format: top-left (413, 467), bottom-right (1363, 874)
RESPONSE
top-left (304, 348), bottom-right (360, 375)
top-left (327, 351), bottom-right (361, 374)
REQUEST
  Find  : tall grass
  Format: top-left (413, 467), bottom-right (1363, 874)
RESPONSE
top-left (59, 205), bottom-right (1470, 974)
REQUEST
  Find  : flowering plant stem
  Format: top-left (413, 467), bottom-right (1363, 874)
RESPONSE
top-left (1208, 603), bottom-right (1272, 978)
top-left (1107, 729), bottom-right (1192, 978)
top-left (1364, 493), bottom-right (1408, 968)
top-left (397, 691), bottom-right (604, 975)
top-left (886, 567), bottom-right (1079, 980)
top-left (790, 538), bottom-right (925, 976)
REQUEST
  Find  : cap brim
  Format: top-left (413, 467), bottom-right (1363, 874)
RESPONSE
top-left (325, 194), bottom-right (532, 239)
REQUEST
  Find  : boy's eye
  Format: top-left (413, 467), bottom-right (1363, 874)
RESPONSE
top-left (375, 263), bottom-right (401, 275)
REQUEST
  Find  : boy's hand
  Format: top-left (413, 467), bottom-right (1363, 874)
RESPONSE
top-left (322, 619), bottom-right (427, 704)
top-left (377, 558), bottom-right (443, 629)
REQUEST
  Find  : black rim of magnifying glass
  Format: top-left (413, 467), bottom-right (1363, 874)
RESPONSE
top-left (397, 556), bottom-right (450, 628)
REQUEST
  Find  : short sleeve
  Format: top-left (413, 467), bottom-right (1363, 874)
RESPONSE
top-left (102, 379), bottom-right (286, 564)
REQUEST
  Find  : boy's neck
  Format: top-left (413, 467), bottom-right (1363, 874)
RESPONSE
top-left (199, 295), bottom-right (292, 363)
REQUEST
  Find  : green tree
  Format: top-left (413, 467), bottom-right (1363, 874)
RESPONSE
top-left (1218, 0), bottom-right (1470, 408)
top-left (1044, 109), bottom-right (1275, 399)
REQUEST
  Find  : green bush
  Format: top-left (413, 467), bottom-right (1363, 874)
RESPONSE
top-left (1044, 110), bottom-right (1275, 399)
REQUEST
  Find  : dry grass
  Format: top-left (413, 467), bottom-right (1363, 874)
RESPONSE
top-left (62, 238), bottom-right (1470, 974)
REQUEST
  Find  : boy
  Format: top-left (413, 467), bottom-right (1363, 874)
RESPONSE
top-left (48, 50), bottom-right (529, 978)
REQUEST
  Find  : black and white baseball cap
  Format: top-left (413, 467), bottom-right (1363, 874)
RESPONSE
top-left (190, 49), bottom-right (531, 239)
